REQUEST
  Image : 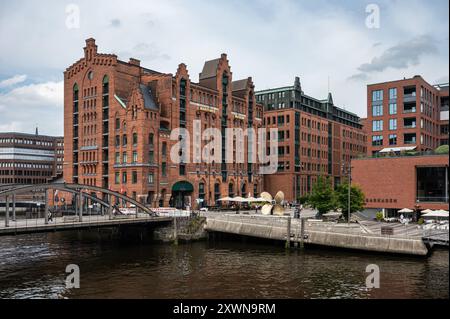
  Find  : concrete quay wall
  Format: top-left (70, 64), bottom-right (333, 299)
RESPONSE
top-left (204, 218), bottom-right (429, 256)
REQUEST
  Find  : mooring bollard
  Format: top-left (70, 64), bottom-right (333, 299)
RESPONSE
top-left (285, 217), bottom-right (291, 249)
top-left (173, 217), bottom-right (178, 246)
top-left (300, 218), bottom-right (305, 249)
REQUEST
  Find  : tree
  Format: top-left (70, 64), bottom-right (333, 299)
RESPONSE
top-left (335, 183), bottom-right (365, 221)
top-left (307, 176), bottom-right (336, 216)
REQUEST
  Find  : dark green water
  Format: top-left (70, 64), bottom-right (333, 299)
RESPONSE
top-left (0, 230), bottom-right (448, 299)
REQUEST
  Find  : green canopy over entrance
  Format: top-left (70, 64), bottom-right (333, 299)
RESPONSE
top-left (172, 181), bottom-right (194, 192)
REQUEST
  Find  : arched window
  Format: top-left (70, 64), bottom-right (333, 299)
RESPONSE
top-left (132, 132), bottom-right (138, 146)
top-left (102, 75), bottom-right (109, 94)
top-left (228, 183), bottom-right (234, 197)
top-left (149, 133), bottom-right (154, 146)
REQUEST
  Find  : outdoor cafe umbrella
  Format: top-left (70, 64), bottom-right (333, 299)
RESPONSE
top-left (422, 210), bottom-right (449, 219)
top-left (398, 208), bottom-right (414, 214)
top-left (218, 197), bottom-right (233, 201)
top-left (421, 209), bottom-right (434, 214)
top-left (232, 196), bottom-right (247, 203)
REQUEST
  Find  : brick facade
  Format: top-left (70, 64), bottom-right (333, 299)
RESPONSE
top-left (64, 39), bottom-right (264, 208)
top-left (352, 155), bottom-right (449, 211)
top-left (367, 76), bottom-right (444, 155)
top-left (256, 78), bottom-right (367, 202)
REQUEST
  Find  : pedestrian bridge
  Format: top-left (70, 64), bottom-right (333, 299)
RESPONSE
top-left (0, 183), bottom-right (171, 236)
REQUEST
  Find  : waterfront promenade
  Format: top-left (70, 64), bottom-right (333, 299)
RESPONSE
top-left (203, 213), bottom-right (436, 256)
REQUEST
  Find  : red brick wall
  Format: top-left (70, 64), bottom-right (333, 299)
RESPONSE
top-left (352, 155), bottom-right (449, 210)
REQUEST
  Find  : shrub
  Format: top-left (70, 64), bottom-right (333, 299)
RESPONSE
top-left (418, 218), bottom-right (425, 225)
top-left (376, 211), bottom-right (384, 222)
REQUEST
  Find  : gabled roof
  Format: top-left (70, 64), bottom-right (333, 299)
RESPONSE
top-left (139, 84), bottom-right (158, 111)
top-left (232, 79), bottom-right (249, 92)
top-left (199, 58), bottom-right (220, 80)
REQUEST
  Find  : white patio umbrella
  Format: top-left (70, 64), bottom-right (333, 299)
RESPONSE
top-left (422, 210), bottom-right (449, 219)
top-left (421, 209), bottom-right (434, 214)
top-left (232, 196), bottom-right (246, 203)
top-left (246, 197), bottom-right (258, 202)
top-left (398, 208), bottom-right (414, 214)
top-left (218, 197), bottom-right (233, 201)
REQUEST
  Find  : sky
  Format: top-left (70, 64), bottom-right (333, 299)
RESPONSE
top-left (0, 0), bottom-right (448, 136)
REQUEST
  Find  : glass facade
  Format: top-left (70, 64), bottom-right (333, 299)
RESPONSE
top-left (417, 167), bottom-right (449, 203)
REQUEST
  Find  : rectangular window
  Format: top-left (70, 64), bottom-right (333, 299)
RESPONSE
top-left (149, 151), bottom-right (154, 164)
top-left (372, 90), bottom-right (383, 102)
top-left (389, 103), bottom-right (397, 115)
top-left (389, 88), bottom-right (397, 100)
top-left (162, 162), bottom-right (167, 177)
top-left (372, 104), bottom-right (383, 117)
top-left (122, 152), bottom-right (127, 164)
top-left (389, 134), bottom-right (397, 145)
top-left (115, 135), bottom-right (120, 147)
top-left (115, 152), bottom-right (120, 164)
top-left (122, 172), bottom-right (127, 183)
top-left (148, 172), bottom-right (154, 184)
top-left (132, 151), bottom-right (138, 163)
top-left (372, 120), bottom-right (383, 132)
top-left (389, 119), bottom-right (397, 130)
top-left (132, 171), bottom-right (137, 184)
top-left (372, 135), bottom-right (383, 146)
top-left (115, 172), bottom-right (120, 184)
top-left (162, 143), bottom-right (167, 157)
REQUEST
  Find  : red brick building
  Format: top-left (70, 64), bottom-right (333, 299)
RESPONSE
top-left (367, 76), bottom-right (445, 156)
top-left (64, 38), bottom-right (264, 208)
top-left (436, 83), bottom-right (449, 146)
top-left (256, 77), bottom-right (367, 202)
top-left (352, 154), bottom-right (449, 216)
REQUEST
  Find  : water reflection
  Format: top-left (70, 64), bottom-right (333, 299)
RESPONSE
top-left (0, 231), bottom-right (447, 299)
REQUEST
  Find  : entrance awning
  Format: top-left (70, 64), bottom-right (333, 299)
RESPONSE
top-left (172, 181), bottom-right (194, 192)
top-left (379, 146), bottom-right (417, 153)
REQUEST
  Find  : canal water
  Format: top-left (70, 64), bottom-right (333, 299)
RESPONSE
top-left (0, 230), bottom-right (448, 299)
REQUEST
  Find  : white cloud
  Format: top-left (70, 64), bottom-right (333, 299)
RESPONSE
top-left (0, 74), bottom-right (27, 88)
top-left (0, 81), bottom-right (63, 136)
top-left (0, 0), bottom-right (447, 124)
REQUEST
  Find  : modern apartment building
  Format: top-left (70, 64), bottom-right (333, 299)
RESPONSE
top-left (366, 76), bottom-right (446, 156)
top-left (64, 38), bottom-right (264, 209)
top-left (0, 131), bottom-right (63, 185)
top-left (256, 77), bottom-right (367, 202)
top-left (436, 83), bottom-right (449, 146)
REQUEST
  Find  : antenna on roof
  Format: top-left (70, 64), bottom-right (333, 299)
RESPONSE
top-left (35, 125), bottom-right (39, 136)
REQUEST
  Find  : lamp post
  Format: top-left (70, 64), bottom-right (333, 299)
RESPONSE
top-left (342, 162), bottom-right (352, 226)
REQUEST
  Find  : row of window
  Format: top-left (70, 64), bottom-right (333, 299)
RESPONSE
top-left (0, 138), bottom-right (55, 147)
top-left (0, 162), bottom-right (52, 169)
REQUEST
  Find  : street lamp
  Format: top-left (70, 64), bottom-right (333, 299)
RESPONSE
top-left (341, 163), bottom-right (352, 226)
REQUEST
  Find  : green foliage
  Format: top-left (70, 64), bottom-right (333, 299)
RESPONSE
top-left (334, 183), bottom-right (366, 221)
top-left (418, 218), bottom-right (425, 225)
top-left (307, 176), bottom-right (336, 216)
top-left (376, 211), bottom-right (384, 222)
top-left (297, 195), bottom-right (309, 205)
top-left (435, 145), bottom-right (449, 154)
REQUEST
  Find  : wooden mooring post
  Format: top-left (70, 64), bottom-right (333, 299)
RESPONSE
top-left (285, 217), bottom-right (291, 249)
top-left (173, 217), bottom-right (178, 246)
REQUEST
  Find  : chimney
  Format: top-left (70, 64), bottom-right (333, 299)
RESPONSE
top-left (129, 58), bottom-right (141, 67)
top-left (294, 76), bottom-right (301, 89)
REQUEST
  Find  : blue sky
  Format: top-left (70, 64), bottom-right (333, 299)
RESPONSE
top-left (0, 0), bottom-right (448, 135)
